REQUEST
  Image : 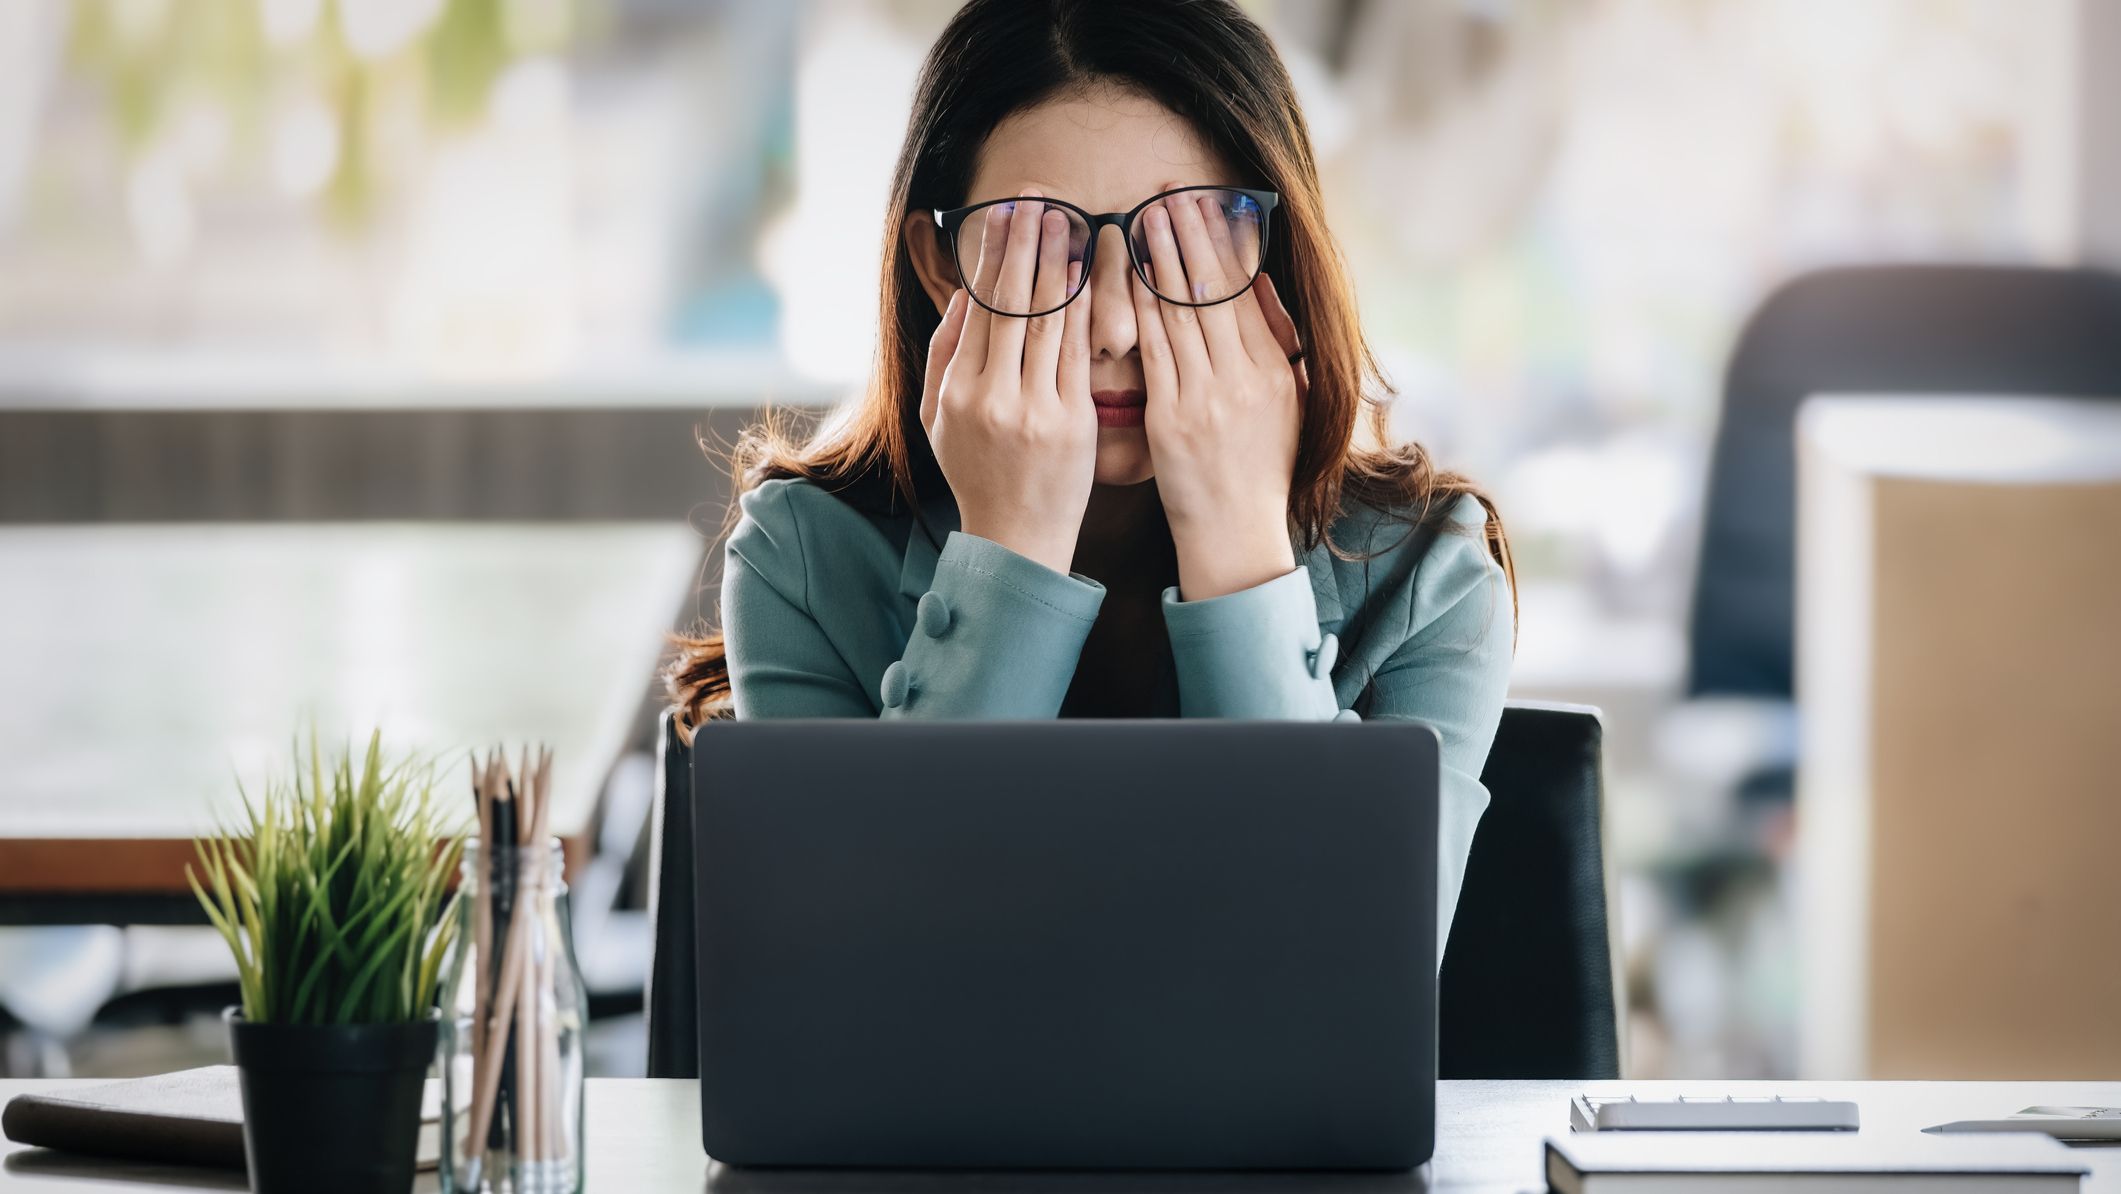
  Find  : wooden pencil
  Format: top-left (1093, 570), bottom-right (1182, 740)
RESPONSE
top-left (517, 918), bottom-right (538, 1163)
top-left (470, 923), bottom-right (523, 1170)
top-left (469, 757), bottom-right (492, 1176)
top-left (518, 746), bottom-right (543, 1164)
top-left (466, 776), bottom-right (522, 1169)
top-left (459, 744), bottom-right (567, 1177)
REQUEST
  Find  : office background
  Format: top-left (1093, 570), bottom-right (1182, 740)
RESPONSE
top-left (1, 0), bottom-right (2116, 1082)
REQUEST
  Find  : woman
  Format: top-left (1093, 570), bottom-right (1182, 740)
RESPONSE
top-left (668, 0), bottom-right (1515, 944)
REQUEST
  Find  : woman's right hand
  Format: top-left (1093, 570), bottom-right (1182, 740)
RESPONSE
top-left (920, 188), bottom-right (1097, 576)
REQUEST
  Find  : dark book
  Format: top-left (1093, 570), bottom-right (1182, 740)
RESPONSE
top-left (3, 1066), bottom-right (440, 1171)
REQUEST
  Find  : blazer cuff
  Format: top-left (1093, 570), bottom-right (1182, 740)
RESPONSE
top-left (1161, 566), bottom-right (1343, 719)
top-left (880, 531), bottom-right (1105, 718)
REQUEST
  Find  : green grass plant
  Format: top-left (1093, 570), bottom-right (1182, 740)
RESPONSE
top-left (188, 729), bottom-right (463, 1025)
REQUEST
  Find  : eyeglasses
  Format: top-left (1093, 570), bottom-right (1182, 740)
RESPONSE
top-left (932, 185), bottom-right (1280, 318)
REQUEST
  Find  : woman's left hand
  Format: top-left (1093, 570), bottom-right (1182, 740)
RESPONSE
top-left (1132, 185), bottom-right (1308, 600)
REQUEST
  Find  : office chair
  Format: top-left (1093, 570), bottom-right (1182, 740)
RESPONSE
top-left (1689, 264), bottom-right (2121, 701)
top-left (1437, 700), bottom-right (1617, 1079)
top-left (646, 702), bottom-right (1618, 1081)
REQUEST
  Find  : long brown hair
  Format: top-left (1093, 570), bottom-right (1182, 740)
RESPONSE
top-left (668, 0), bottom-right (1514, 738)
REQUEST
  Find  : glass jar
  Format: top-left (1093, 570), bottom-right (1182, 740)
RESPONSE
top-left (437, 837), bottom-right (587, 1194)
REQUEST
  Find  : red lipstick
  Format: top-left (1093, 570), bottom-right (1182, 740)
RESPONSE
top-left (1091, 388), bottom-right (1145, 428)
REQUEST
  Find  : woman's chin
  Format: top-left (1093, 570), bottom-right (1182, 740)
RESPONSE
top-left (1094, 431), bottom-right (1154, 486)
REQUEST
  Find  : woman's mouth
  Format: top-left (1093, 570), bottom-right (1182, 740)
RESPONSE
top-left (1091, 389), bottom-right (1146, 428)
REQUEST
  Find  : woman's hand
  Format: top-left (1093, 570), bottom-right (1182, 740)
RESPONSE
top-left (1132, 186), bottom-right (1308, 601)
top-left (921, 188), bottom-right (1098, 576)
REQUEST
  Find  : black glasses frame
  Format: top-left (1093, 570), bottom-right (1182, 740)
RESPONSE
top-left (932, 185), bottom-right (1281, 318)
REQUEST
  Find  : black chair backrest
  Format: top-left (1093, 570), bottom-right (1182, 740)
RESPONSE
top-left (1437, 701), bottom-right (1616, 1078)
top-left (1689, 264), bottom-right (2121, 699)
top-left (647, 702), bottom-right (1617, 1080)
top-left (644, 709), bottom-right (700, 1077)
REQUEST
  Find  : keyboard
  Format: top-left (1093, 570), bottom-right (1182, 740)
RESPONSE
top-left (1571, 1094), bottom-right (1862, 1132)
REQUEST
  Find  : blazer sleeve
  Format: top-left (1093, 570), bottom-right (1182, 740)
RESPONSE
top-left (722, 481), bottom-right (1107, 719)
top-left (1158, 499), bottom-right (1513, 954)
top-left (1356, 514), bottom-right (1514, 955)
top-left (1160, 566), bottom-right (1343, 720)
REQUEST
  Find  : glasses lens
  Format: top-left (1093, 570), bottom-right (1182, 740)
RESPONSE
top-left (953, 199), bottom-right (1091, 316)
top-left (1130, 189), bottom-right (1267, 306)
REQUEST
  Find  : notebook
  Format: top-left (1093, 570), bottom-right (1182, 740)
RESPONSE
top-left (1545, 1131), bottom-right (2087, 1193)
top-left (2, 1066), bottom-right (441, 1171)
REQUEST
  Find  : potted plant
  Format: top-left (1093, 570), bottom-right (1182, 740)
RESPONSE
top-left (189, 729), bottom-right (463, 1194)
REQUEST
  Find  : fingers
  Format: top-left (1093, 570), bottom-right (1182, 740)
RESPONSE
top-left (1164, 191), bottom-right (1248, 366)
top-left (1234, 208), bottom-right (1263, 284)
top-left (1254, 272), bottom-right (1308, 400)
top-left (921, 287), bottom-right (968, 435)
top-left (1138, 201), bottom-right (1211, 380)
top-left (1020, 205), bottom-right (1074, 389)
top-left (1131, 265), bottom-right (1178, 406)
top-left (1056, 260), bottom-right (1091, 410)
top-left (958, 203), bottom-right (1010, 374)
top-left (1255, 270), bottom-right (1302, 360)
top-left (982, 189), bottom-right (1046, 371)
top-left (1201, 195), bottom-right (1280, 366)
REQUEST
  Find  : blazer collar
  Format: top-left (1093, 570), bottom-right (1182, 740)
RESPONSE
top-left (896, 484), bottom-right (1345, 634)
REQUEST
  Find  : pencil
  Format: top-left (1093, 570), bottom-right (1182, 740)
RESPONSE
top-left (517, 917), bottom-right (538, 1162)
top-left (459, 744), bottom-right (567, 1178)
top-left (472, 913), bottom-right (524, 1161)
top-left (467, 776), bottom-right (520, 1169)
top-left (470, 758), bottom-right (493, 1175)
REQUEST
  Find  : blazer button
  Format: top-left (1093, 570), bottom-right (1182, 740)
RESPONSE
top-left (880, 660), bottom-right (913, 709)
top-left (916, 591), bottom-right (952, 638)
top-left (1333, 707), bottom-right (1362, 723)
top-left (1308, 632), bottom-right (1339, 680)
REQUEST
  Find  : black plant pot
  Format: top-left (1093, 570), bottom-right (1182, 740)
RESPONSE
top-left (225, 1008), bottom-right (438, 1194)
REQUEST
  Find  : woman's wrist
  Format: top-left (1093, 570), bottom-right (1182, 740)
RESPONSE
top-left (1171, 514), bottom-right (1298, 601)
top-left (957, 519), bottom-right (1080, 578)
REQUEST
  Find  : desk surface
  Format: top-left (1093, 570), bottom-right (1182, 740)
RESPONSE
top-left (0, 523), bottom-right (702, 920)
top-left (4, 1079), bottom-right (2118, 1192)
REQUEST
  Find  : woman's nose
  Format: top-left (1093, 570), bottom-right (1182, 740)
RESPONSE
top-left (1085, 224), bottom-right (1136, 361)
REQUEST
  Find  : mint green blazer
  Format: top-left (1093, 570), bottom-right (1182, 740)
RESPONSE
top-left (720, 477), bottom-right (1514, 949)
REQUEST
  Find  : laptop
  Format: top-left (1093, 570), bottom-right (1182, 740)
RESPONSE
top-left (691, 719), bottom-right (1441, 1170)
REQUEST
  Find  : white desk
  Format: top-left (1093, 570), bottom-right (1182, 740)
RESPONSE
top-left (5, 1079), bottom-right (2119, 1192)
top-left (0, 522), bottom-right (703, 924)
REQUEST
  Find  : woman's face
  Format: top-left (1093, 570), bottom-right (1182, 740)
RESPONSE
top-left (907, 86), bottom-right (1240, 487)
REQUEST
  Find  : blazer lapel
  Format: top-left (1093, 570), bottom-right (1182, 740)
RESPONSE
top-left (1303, 536), bottom-right (1346, 636)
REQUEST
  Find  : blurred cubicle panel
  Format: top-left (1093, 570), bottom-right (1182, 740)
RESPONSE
top-left (1796, 396), bottom-right (2121, 1079)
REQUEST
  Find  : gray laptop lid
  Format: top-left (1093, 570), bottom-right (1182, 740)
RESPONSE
top-left (693, 719), bottom-right (1440, 1170)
